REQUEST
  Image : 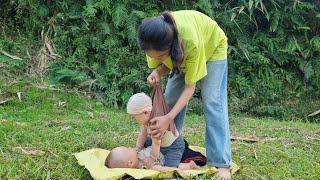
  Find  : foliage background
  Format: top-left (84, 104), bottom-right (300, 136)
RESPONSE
top-left (0, 0), bottom-right (319, 120)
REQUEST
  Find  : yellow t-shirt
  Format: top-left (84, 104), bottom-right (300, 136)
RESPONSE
top-left (146, 10), bottom-right (228, 84)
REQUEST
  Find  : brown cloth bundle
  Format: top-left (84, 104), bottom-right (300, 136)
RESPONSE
top-left (149, 85), bottom-right (207, 166)
top-left (149, 85), bottom-right (177, 136)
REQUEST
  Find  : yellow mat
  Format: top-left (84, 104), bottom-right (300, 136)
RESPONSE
top-left (74, 146), bottom-right (239, 180)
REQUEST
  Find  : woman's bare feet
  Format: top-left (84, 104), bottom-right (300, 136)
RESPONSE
top-left (216, 167), bottom-right (231, 180)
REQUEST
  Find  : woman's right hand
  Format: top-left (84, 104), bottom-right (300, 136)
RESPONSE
top-left (149, 115), bottom-right (171, 139)
top-left (147, 69), bottom-right (160, 86)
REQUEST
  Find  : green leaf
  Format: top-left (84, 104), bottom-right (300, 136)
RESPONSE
top-left (255, 0), bottom-right (260, 8)
top-left (249, 0), bottom-right (254, 10)
top-left (132, 10), bottom-right (146, 18)
top-left (112, 3), bottom-right (128, 28)
top-left (38, 5), bottom-right (49, 17)
top-left (312, 37), bottom-right (320, 51)
top-left (98, 22), bottom-right (111, 35)
top-left (83, 4), bottom-right (97, 18)
top-left (239, 6), bottom-right (245, 14)
top-left (299, 62), bottom-right (314, 81)
top-left (70, 25), bottom-right (81, 32)
top-left (231, 13), bottom-right (236, 21)
top-left (193, 0), bottom-right (213, 18)
top-left (297, 26), bottom-right (311, 30)
top-left (0, 54), bottom-right (24, 67)
top-left (95, 0), bottom-right (111, 12)
top-left (270, 13), bottom-right (280, 32)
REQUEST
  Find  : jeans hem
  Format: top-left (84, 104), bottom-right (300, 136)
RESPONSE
top-left (207, 163), bottom-right (232, 168)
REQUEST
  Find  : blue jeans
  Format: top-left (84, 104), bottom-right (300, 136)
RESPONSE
top-left (164, 59), bottom-right (232, 168)
top-left (144, 136), bottom-right (185, 167)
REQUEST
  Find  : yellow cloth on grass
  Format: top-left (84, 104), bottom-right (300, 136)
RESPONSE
top-left (74, 146), bottom-right (239, 180)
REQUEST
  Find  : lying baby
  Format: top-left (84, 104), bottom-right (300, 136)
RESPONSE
top-left (105, 146), bottom-right (199, 176)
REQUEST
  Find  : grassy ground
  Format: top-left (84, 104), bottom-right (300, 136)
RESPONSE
top-left (0, 77), bottom-right (319, 179)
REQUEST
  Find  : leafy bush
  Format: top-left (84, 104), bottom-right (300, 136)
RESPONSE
top-left (0, 0), bottom-right (319, 119)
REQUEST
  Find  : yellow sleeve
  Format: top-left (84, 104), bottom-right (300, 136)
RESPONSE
top-left (184, 43), bottom-right (207, 84)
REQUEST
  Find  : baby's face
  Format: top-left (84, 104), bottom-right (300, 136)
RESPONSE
top-left (130, 112), bottom-right (150, 125)
top-left (107, 147), bottom-right (140, 168)
top-left (120, 147), bottom-right (140, 168)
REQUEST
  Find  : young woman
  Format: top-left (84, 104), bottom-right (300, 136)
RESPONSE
top-left (137, 10), bottom-right (232, 180)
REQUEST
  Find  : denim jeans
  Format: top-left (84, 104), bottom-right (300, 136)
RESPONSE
top-left (144, 136), bottom-right (185, 167)
top-left (164, 59), bottom-right (232, 168)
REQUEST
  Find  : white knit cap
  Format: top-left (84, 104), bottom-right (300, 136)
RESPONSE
top-left (127, 93), bottom-right (152, 114)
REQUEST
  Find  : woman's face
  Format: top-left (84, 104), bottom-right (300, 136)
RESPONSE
top-left (146, 49), bottom-right (170, 61)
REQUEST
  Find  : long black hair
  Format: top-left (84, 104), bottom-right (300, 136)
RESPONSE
top-left (137, 11), bottom-right (184, 77)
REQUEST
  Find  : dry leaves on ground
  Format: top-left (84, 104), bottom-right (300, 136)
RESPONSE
top-left (14, 147), bottom-right (46, 156)
top-left (231, 135), bottom-right (260, 142)
top-left (56, 126), bottom-right (72, 133)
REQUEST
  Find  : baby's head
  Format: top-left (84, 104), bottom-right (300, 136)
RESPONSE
top-left (127, 93), bottom-right (152, 125)
top-left (105, 146), bottom-right (139, 168)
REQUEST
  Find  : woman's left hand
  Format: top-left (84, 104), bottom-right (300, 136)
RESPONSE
top-left (149, 115), bottom-right (172, 139)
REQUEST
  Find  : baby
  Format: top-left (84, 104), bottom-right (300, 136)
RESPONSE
top-left (126, 92), bottom-right (196, 169)
top-left (105, 145), bottom-right (199, 175)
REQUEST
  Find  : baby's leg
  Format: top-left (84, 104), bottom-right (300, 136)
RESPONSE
top-left (162, 136), bottom-right (185, 167)
top-left (178, 160), bottom-right (200, 170)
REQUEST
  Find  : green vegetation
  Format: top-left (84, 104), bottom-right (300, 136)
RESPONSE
top-left (0, 0), bottom-right (319, 179)
top-left (0, 77), bottom-right (319, 179)
top-left (0, 0), bottom-right (319, 119)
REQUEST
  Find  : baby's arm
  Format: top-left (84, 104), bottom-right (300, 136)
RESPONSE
top-left (135, 125), bottom-right (147, 151)
top-left (151, 136), bottom-right (161, 160)
top-left (143, 136), bottom-right (161, 165)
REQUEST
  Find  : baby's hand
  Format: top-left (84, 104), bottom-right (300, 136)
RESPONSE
top-left (143, 156), bottom-right (156, 168)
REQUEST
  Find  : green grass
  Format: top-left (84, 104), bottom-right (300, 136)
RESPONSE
top-left (0, 78), bottom-right (319, 179)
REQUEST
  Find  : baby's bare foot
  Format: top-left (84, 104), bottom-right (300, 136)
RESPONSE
top-left (189, 160), bottom-right (200, 170)
top-left (216, 167), bottom-right (231, 180)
